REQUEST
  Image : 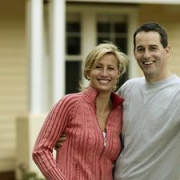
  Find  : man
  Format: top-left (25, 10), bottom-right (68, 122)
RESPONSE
top-left (114, 22), bottom-right (180, 180)
top-left (56, 22), bottom-right (180, 180)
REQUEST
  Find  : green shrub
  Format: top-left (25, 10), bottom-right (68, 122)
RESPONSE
top-left (19, 163), bottom-right (46, 180)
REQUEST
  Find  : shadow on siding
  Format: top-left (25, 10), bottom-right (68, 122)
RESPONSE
top-left (0, 171), bottom-right (15, 180)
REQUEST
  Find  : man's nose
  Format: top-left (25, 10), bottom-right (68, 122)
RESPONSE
top-left (143, 49), bottom-right (151, 59)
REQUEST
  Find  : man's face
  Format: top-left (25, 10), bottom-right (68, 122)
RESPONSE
top-left (134, 31), bottom-right (170, 82)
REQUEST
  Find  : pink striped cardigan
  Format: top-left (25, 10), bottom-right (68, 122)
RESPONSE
top-left (32, 86), bottom-right (123, 180)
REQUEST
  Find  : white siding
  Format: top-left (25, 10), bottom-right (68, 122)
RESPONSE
top-left (0, 0), bottom-right (27, 172)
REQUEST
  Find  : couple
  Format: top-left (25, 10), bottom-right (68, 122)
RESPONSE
top-left (32, 22), bottom-right (180, 180)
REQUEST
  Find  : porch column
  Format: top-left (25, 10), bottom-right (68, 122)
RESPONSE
top-left (16, 1), bottom-right (45, 180)
top-left (28, 0), bottom-right (44, 113)
top-left (49, 0), bottom-right (66, 104)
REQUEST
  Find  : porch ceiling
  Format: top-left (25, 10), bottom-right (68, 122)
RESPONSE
top-left (66, 0), bottom-right (180, 4)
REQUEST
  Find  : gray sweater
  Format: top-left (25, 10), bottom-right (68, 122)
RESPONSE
top-left (114, 74), bottom-right (180, 180)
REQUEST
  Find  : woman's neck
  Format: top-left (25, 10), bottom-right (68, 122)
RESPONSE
top-left (96, 93), bottom-right (112, 114)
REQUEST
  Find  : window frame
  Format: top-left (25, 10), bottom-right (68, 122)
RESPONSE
top-left (66, 3), bottom-right (139, 88)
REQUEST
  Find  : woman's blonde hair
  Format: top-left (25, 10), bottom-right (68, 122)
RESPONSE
top-left (80, 42), bottom-right (128, 91)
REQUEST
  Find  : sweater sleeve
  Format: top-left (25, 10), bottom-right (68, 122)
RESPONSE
top-left (32, 94), bottom-right (77, 180)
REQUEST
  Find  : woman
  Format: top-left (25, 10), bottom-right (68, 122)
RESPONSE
top-left (32, 42), bottom-right (128, 180)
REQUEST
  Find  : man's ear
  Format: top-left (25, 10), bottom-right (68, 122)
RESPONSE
top-left (165, 45), bottom-right (170, 57)
top-left (133, 50), bottom-right (137, 61)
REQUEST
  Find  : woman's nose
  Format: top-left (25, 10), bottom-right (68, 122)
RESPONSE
top-left (100, 68), bottom-right (108, 76)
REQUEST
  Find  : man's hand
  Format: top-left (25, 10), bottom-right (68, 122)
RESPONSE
top-left (54, 133), bottom-right (67, 151)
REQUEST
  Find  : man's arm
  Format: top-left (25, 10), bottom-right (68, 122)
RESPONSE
top-left (54, 133), bottom-right (67, 150)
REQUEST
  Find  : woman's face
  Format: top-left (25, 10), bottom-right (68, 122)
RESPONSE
top-left (88, 54), bottom-right (119, 93)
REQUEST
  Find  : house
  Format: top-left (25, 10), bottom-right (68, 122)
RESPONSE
top-left (0, 0), bottom-right (180, 179)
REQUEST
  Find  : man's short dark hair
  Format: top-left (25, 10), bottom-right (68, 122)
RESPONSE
top-left (133, 22), bottom-right (168, 50)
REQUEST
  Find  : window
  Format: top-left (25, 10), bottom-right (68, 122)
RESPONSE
top-left (65, 61), bottom-right (82, 94)
top-left (66, 13), bottom-right (81, 55)
top-left (97, 14), bottom-right (128, 87)
top-left (66, 13), bottom-right (82, 94)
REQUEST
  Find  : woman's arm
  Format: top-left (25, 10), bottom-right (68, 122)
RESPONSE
top-left (32, 95), bottom-right (75, 180)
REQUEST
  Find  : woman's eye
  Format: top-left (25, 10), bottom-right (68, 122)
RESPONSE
top-left (95, 66), bottom-right (102, 69)
top-left (108, 67), bottom-right (114, 70)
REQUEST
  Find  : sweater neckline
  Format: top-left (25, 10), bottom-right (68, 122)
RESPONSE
top-left (82, 86), bottom-right (123, 109)
top-left (145, 74), bottom-right (177, 88)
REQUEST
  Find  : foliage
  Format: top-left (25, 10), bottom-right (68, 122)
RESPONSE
top-left (19, 163), bottom-right (46, 180)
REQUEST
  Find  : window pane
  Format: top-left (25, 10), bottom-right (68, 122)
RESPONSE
top-left (66, 22), bottom-right (81, 33)
top-left (66, 37), bottom-right (81, 55)
top-left (115, 22), bottom-right (127, 33)
top-left (66, 13), bottom-right (81, 55)
top-left (97, 37), bottom-right (111, 44)
top-left (65, 61), bottom-right (82, 94)
top-left (117, 68), bottom-right (128, 90)
top-left (115, 37), bottom-right (127, 53)
top-left (97, 22), bottom-right (110, 32)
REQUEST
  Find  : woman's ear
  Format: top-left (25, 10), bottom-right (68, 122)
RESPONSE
top-left (117, 71), bottom-right (121, 79)
top-left (86, 72), bottom-right (91, 80)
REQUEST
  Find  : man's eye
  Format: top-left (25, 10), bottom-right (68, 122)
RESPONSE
top-left (150, 47), bottom-right (157, 51)
top-left (136, 48), bottom-right (144, 52)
